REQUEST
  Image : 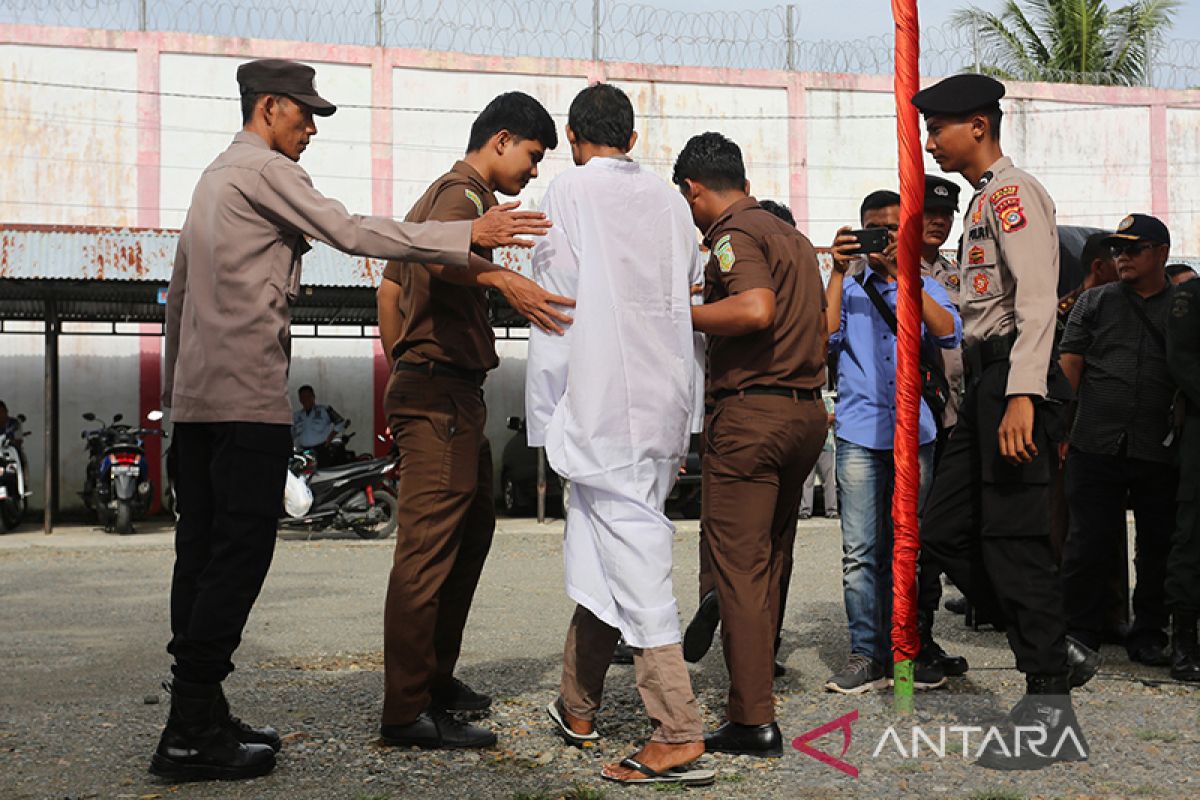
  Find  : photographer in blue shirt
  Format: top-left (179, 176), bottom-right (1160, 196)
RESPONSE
top-left (822, 190), bottom-right (962, 694)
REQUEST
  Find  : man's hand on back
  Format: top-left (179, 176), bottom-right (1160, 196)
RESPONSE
top-left (471, 201), bottom-right (552, 249)
top-left (493, 271), bottom-right (575, 335)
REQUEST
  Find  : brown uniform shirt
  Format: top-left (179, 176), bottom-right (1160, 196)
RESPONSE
top-left (702, 196), bottom-right (827, 400)
top-left (382, 161), bottom-right (499, 372)
top-left (164, 132), bottom-right (471, 425)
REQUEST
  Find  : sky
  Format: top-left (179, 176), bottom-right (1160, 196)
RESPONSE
top-left (648, 0), bottom-right (1200, 42)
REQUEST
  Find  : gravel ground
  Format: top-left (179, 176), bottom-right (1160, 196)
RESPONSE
top-left (1, 515), bottom-right (1197, 800)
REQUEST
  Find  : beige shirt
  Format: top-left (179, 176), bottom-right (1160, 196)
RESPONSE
top-left (959, 156), bottom-right (1059, 398)
top-left (164, 131), bottom-right (472, 424)
top-left (922, 253), bottom-right (964, 427)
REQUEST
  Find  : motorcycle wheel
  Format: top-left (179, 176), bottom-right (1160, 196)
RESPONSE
top-left (354, 490), bottom-right (397, 540)
top-left (114, 502), bottom-right (134, 535)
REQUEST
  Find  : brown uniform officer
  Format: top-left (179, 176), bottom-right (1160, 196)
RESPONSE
top-left (673, 132), bottom-right (827, 757)
top-left (376, 92), bottom-right (569, 750)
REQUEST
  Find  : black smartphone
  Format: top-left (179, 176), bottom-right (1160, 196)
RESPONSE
top-left (849, 227), bottom-right (890, 255)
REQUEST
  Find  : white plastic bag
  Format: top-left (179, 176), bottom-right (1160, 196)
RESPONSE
top-left (283, 469), bottom-right (313, 518)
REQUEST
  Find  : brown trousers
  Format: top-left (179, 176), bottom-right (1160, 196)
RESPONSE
top-left (559, 605), bottom-right (703, 744)
top-left (382, 372), bottom-right (495, 724)
top-left (700, 393), bottom-right (826, 725)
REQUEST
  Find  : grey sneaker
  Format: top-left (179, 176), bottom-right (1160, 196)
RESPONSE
top-left (824, 654), bottom-right (886, 694)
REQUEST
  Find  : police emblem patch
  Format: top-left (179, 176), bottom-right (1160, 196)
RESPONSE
top-left (714, 234), bottom-right (736, 273)
top-left (968, 245), bottom-right (985, 265)
top-left (1118, 215), bottom-right (1135, 231)
top-left (1001, 207), bottom-right (1027, 233)
top-left (947, 273), bottom-right (960, 289)
top-left (464, 189), bottom-right (485, 217)
top-left (989, 185), bottom-right (1019, 205)
top-left (973, 272), bottom-right (990, 296)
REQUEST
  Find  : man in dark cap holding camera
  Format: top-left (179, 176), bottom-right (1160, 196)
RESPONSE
top-left (913, 74), bottom-right (1095, 770)
top-left (154, 58), bottom-right (559, 781)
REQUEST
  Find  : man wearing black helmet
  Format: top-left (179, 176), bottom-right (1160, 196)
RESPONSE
top-left (912, 74), bottom-right (1095, 771)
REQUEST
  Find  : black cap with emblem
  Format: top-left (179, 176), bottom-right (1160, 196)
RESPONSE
top-left (1104, 213), bottom-right (1170, 247)
top-left (911, 73), bottom-right (1005, 117)
top-left (924, 176), bottom-right (960, 212)
top-left (237, 58), bottom-right (337, 117)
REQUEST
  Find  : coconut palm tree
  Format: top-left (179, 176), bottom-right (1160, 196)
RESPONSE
top-left (953, 0), bottom-right (1180, 85)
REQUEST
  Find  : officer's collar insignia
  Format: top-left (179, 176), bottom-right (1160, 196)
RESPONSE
top-left (977, 171), bottom-right (994, 189)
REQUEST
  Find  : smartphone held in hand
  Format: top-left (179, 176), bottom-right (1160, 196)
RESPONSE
top-left (849, 227), bottom-right (890, 255)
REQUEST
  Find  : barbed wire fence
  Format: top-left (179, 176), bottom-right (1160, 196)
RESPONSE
top-left (1, 0), bottom-right (1198, 87)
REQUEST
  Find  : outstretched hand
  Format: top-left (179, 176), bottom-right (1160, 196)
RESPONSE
top-left (471, 201), bottom-right (552, 249)
top-left (497, 271), bottom-right (575, 335)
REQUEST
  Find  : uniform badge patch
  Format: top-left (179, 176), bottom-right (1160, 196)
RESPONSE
top-left (972, 272), bottom-right (990, 296)
top-left (464, 189), bottom-right (485, 217)
top-left (1000, 207), bottom-right (1027, 233)
top-left (1118, 214), bottom-right (1136, 232)
top-left (714, 234), bottom-right (736, 273)
top-left (971, 197), bottom-right (984, 225)
top-left (1173, 293), bottom-right (1191, 318)
top-left (947, 273), bottom-right (960, 290)
top-left (989, 185), bottom-right (1019, 205)
top-left (968, 245), bottom-right (985, 266)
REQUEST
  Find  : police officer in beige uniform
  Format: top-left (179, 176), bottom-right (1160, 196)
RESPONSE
top-left (154, 59), bottom-right (551, 782)
top-left (913, 74), bottom-right (1094, 771)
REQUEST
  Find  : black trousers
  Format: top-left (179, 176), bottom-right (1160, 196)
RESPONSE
top-left (1167, 420), bottom-right (1200, 613)
top-left (1061, 448), bottom-right (1175, 651)
top-left (168, 421), bottom-right (291, 684)
top-left (920, 360), bottom-right (1069, 677)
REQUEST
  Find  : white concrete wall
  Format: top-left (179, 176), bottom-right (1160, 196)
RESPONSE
top-left (1168, 107), bottom-right (1200, 258)
top-left (159, 54), bottom-right (373, 229)
top-left (0, 44), bottom-right (139, 225)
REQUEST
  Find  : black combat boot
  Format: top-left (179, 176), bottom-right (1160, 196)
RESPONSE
top-left (1171, 612), bottom-right (1200, 682)
top-left (976, 674), bottom-right (1089, 771)
top-left (917, 610), bottom-right (969, 677)
top-left (149, 679), bottom-right (276, 781)
top-left (214, 684), bottom-right (283, 752)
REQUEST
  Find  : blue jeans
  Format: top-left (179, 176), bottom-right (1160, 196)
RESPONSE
top-left (836, 438), bottom-right (934, 664)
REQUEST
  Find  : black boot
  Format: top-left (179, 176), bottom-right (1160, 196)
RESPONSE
top-left (214, 684), bottom-right (282, 752)
top-left (976, 674), bottom-right (1089, 771)
top-left (1065, 636), bottom-right (1102, 688)
top-left (149, 679), bottom-right (277, 781)
top-left (1171, 612), bottom-right (1200, 682)
top-left (917, 610), bottom-right (969, 677)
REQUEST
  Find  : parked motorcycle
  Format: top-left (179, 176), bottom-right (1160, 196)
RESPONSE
top-left (279, 438), bottom-right (399, 540)
top-left (0, 413), bottom-right (30, 533)
top-left (80, 410), bottom-right (166, 535)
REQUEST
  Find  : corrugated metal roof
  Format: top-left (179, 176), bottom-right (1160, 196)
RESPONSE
top-left (0, 224), bottom-right (393, 287)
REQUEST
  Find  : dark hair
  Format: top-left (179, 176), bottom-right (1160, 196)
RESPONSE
top-left (568, 83), bottom-right (634, 149)
top-left (982, 106), bottom-right (1003, 141)
top-left (0, 400), bottom-right (6, 412)
top-left (672, 132), bottom-right (746, 192)
top-left (1081, 232), bottom-right (1113, 270)
top-left (1166, 263), bottom-right (1196, 280)
top-left (298, 385), bottom-right (315, 395)
top-left (758, 199), bottom-right (795, 227)
top-left (241, 92), bottom-right (287, 125)
top-left (466, 92), bottom-right (558, 153)
top-left (859, 190), bottom-right (901, 223)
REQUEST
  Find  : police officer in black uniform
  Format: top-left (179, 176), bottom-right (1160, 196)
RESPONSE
top-left (912, 74), bottom-right (1095, 770)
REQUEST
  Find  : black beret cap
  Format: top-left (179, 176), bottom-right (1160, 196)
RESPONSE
top-left (911, 73), bottom-right (1005, 117)
top-left (924, 175), bottom-right (960, 212)
top-left (237, 58), bottom-right (337, 117)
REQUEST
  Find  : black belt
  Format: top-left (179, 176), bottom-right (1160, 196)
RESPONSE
top-left (712, 385), bottom-right (821, 404)
top-left (963, 332), bottom-right (1017, 376)
top-left (393, 360), bottom-right (486, 386)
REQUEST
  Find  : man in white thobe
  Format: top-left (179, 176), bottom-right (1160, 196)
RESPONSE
top-left (526, 84), bottom-right (710, 786)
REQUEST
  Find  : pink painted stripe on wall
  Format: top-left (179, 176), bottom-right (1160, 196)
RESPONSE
top-left (1149, 103), bottom-right (1169, 224)
top-left (786, 75), bottom-right (808, 234)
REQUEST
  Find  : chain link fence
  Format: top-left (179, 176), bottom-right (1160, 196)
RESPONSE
top-left (2, 0), bottom-right (1198, 88)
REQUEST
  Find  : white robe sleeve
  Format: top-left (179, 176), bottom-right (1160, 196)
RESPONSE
top-left (525, 181), bottom-right (578, 448)
top-left (689, 247), bottom-right (707, 433)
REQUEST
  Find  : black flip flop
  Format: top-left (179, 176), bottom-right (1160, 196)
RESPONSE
top-left (601, 756), bottom-right (716, 786)
top-left (546, 701), bottom-right (600, 747)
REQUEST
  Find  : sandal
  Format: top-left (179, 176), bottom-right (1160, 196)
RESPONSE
top-left (546, 700), bottom-right (599, 747)
top-left (601, 756), bottom-right (716, 787)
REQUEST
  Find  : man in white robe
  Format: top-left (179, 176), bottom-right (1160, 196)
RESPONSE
top-left (526, 83), bottom-right (711, 786)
